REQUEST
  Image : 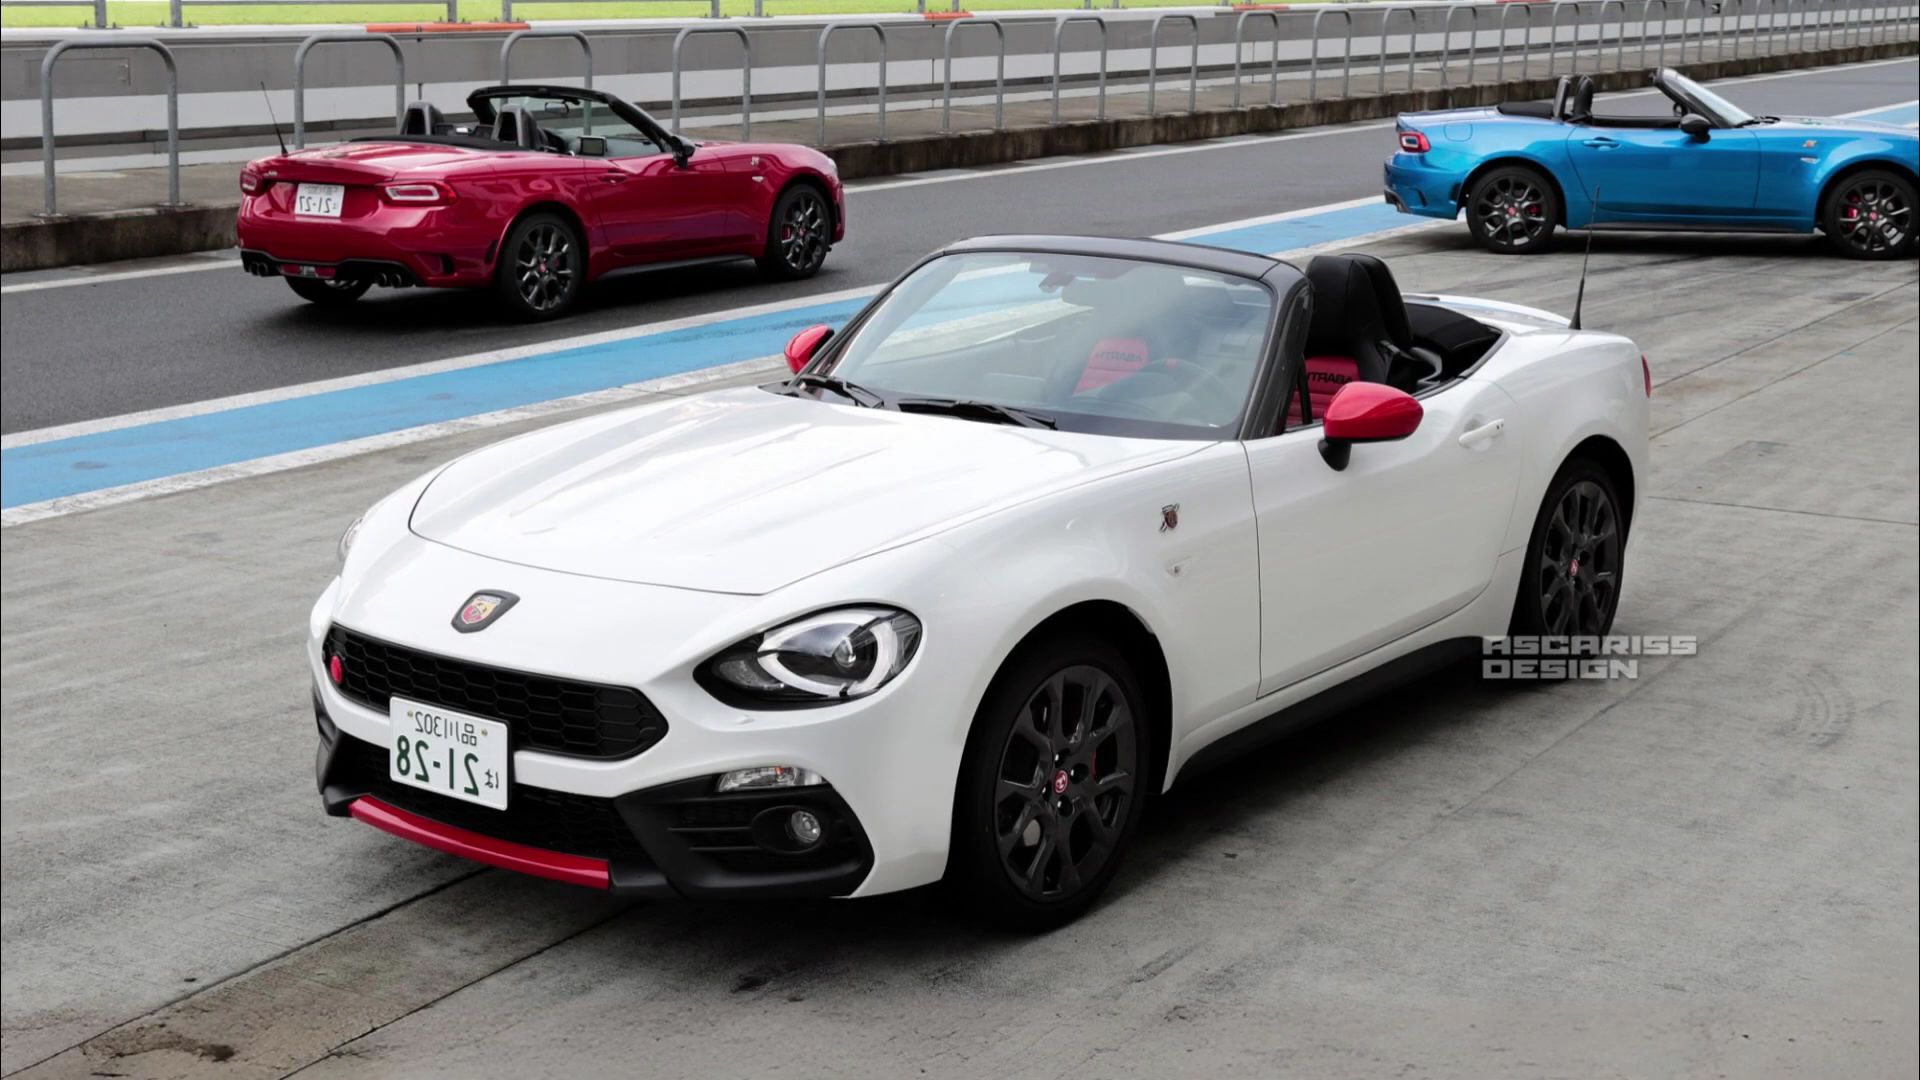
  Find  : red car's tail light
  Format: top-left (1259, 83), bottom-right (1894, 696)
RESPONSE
top-left (239, 169), bottom-right (267, 195)
top-left (382, 181), bottom-right (452, 205)
top-left (1398, 130), bottom-right (1431, 153)
top-left (1642, 354), bottom-right (1652, 397)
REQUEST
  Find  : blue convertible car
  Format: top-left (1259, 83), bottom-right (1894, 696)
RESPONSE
top-left (1384, 68), bottom-right (1918, 259)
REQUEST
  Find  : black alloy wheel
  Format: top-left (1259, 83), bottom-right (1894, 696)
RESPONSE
top-left (1467, 167), bottom-right (1560, 255)
top-left (952, 636), bottom-right (1150, 930)
top-left (285, 276), bottom-right (371, 305)
top-left (759, 186), bottom-right (831, 280)
top-left (1510, 458), bottom-right (1626, 648)
top-left (1822, 169), bottom-right (1917, 259)
top-left (494, 212), bottom-right (583, 321)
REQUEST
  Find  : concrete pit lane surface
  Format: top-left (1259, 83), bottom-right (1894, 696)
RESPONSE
top-left (2, 58), bottom-right (1916, 1080)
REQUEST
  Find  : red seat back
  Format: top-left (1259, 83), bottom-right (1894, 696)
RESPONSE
top-left (1285, 355), bottom-right (1362, 428)
top-left (1076, 337), bottom-right (1150, 392)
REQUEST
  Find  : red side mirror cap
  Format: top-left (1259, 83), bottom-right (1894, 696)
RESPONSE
top-left (785, 325), bottom-right (832, 374)
top-left (1319, 382), bottom-right (1422, 470)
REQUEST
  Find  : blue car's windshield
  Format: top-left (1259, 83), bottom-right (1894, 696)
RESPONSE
top-left (1661, 70), bottom-right (1754, 127)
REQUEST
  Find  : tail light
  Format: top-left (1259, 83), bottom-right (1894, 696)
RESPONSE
top-left (239, 169), bottom-right (268, 195)
top-left (381, 181), bottom-right (453, 205)
top-left (1641, 354), bottom-right (1652, 397)
top-left (1398, 130), bottom-right (1431, 153)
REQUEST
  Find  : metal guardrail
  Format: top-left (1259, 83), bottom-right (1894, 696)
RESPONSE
top-left (39, 37), bottom-right (178, 215)
top-left (1146, 12), bottom-right (1199, 116)
top-left (293, 32), bottom-right (404, 149)
top-left (672, 23), bottom-right (751, 137)
top-left (500, 28), bottom-right (594, 89)
top-left (817, 21), bottom-right (888, 142)
top-left (1309, 7), bottom-right (1355, 100)
top-left (1232, 9), bottom-right (1283, 107)
top-left (1051, 14), bottom-right (1108, 123)
top-left (19, 0), bottom-right (1914, 220)
top-left (942, 17), bottom-right (1005, 131)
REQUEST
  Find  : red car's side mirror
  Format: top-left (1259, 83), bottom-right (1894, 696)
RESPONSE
top-left (1319, 382), bottom-right (1423, 470)
top-left (785, 325), bottom-right (832, 374)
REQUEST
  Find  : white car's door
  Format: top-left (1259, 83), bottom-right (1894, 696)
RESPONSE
top-left (1245, 379), bottom-right (1522, 696)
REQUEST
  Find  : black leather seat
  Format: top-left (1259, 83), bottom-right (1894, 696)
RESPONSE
top-left (400, 101), bottom-right (448, 136)
top-left (492, 105), bottom-right (540, 149)
top-left (1288, 254), bottom-right (1439, 426)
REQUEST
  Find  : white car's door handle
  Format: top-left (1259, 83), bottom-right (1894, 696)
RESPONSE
top-left (1459, 419), bottom-right (1506, 448)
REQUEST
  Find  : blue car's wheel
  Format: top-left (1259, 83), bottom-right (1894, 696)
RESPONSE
top-left (1821, 170), bottom-right (1916, 261)
top-left (1466, 166), bottom-right (1559, 255)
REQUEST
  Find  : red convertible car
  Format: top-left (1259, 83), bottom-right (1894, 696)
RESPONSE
top-left (236, 85), bottom-right (846, 320)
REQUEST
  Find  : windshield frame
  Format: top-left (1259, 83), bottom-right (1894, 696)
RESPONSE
top-left (788, 247), bottom-right (1288, 443)
top-left (1655, 68), bottom-right (1753, 128)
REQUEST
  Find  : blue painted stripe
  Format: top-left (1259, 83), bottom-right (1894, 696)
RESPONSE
top-left (1, 200), bottom-right (1418, 509)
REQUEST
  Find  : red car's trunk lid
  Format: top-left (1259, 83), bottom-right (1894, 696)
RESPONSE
top-left (262, 141), bottom-right (484, 184)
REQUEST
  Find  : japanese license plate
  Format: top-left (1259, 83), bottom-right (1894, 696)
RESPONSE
top-left (294, 182), bottom-right (345, 217)
top-left (389, 697), bottom-right (509, 810)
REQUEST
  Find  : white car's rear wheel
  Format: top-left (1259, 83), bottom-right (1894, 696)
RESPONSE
top-left (1510, 458), bottom-right (1625, 645)
top-left (950, 635), bottom-right (1149, 930)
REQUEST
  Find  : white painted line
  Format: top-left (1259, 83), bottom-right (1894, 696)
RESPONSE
top-left (0, 219), bottom-right (1451, 528)
top-left (1834, 97), bottom-right (1920, 118)
top-left (0, 252), bottom-right (238, 295)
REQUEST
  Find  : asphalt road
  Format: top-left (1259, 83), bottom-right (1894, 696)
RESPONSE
top-left (1, 55), bottom-right (1916, 1080)
top-left (0, 56), bottom-right (1915, 433)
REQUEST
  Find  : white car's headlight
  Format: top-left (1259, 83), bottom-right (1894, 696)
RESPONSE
top-left (336, 513), bottom-right (364, 572)
top-left (700, 606), bottom-right (921, 707)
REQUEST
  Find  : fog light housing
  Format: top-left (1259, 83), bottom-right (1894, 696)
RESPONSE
top-left (785, 809), bottom-right (823, 849)
top-left (716, 765), bottom-right (824, 793)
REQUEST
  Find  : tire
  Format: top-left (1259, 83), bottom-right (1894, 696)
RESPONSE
top-left (948, 634), bottom-right (1152, 931)
top-left (285, 276), bottom-right (371, 306)
top-left (1820, 169), bottom-right (1917, 260)
top-left (1465, 166), bottom-right (1561, 255)
top-left (757, 184), bottom-right (832, 281)
top-left (1508, 457), bottom-right (1626, 648)
top-left (493, 212), bottom-right (585, 322)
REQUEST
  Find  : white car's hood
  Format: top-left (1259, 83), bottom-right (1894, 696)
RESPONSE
top-left (410, 386), bottom-right (1201, 595)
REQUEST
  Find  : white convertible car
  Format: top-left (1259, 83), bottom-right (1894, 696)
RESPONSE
top-left (311, 236), bottom-right (1648, 927)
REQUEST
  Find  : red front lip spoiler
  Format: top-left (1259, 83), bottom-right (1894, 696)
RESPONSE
top-left (349, 796), bottom-right (609, 890)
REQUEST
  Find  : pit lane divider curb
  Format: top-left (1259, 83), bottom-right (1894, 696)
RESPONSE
top-left (4, 39), bottom-right (1913, 273)
top-left (0, 198), bottom-right (1448, 526)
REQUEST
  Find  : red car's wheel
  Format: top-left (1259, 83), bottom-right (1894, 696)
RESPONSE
top-left (759, 185), bottom-right (832, 281)
top-left (494, 212), bottom-right (584, 322)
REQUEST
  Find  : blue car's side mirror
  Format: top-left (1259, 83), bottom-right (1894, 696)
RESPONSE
top-left (1680, 114), bottom-right (1712, 141)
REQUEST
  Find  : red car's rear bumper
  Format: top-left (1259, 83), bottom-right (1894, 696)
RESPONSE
top-left (236, 190), bottom-right (501, 288)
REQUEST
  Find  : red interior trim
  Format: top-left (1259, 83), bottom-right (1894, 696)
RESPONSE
top-left (350, 796), bottom-right (610, 890)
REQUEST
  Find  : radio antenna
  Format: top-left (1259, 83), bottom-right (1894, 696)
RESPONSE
top-left (260, 82), bottom-right (288, 156)
top-left (1570, 185), bottom-right (1599, 332)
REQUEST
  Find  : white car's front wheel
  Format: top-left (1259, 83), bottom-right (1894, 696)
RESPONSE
top-left (950, 635), bottom-right (1151, 930)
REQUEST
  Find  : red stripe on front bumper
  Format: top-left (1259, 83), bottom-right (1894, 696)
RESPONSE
top-left (349, 796), bottom-right (610, 890)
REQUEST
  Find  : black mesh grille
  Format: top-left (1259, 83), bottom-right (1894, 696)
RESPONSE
top-left (325, 626), bottom-right (667, 760)
top-left (333, 736), bottom-right (646, 861)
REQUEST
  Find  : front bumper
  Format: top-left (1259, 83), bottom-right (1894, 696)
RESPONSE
top-left (315, 691), bottom-right (875, 898)
top-left (1383, 157), bottom-right (1465, 221)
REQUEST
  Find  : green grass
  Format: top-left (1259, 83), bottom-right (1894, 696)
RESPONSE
top-left (2, 0), bottom-right (1268, 28)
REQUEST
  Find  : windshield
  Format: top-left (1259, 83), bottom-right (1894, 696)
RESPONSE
top-left (492, 94), bottom-right (664, 157)
top-left (810, 251), bottom-right (1276, 440)
top-left (1660, 70), bottom-right (1753, 127)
